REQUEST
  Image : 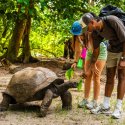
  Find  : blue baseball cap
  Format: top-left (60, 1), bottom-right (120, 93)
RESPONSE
top-left (70, 21), bottom-right (82, 35)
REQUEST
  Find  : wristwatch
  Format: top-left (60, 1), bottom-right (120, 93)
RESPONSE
top-left (120, 56), bottom-right (125, 61)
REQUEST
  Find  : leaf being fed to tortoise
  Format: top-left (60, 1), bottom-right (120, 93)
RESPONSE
top-left (77, 79), bottom-right (82, 91)
top-left (65, 68), bottom-right (74, 80)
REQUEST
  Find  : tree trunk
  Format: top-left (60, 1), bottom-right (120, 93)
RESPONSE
top-left (4, 0), bottom-right (38, 63)
top-left (18, 0), bottom-right (39, 63)
top-left (22, 16), bottom-right (31, 63)
top-left (6, 18), bottom-right (27, 62)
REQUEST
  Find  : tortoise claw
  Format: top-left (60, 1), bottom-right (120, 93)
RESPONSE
top-left (0, 105), bottom-right (7, 112)
top-left (62, 105), bottom-right (72, 110)
top-left (37, 108), bottom-right (47, 117)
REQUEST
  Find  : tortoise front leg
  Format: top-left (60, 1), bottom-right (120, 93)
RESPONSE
top-left (0, 93), bottom-right (12, 111)
top-left (38, 89), bottom-right (53, 117)
top-left (60, 91), bottom-right (72, 110)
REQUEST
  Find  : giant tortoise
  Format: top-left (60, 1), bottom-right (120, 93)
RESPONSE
top-left (0, 67), bottom-right (77, 117)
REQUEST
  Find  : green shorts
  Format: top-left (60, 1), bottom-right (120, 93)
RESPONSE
top-left (106, 51), bottom-right (122, 68)
top-left (86, 42), bottom-right (107, 61)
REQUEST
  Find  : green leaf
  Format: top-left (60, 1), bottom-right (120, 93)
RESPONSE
top-left (40, 0), bottom-right (45, 2)
top-left (29, 9), bottom-right (33, 15)
top-left (77, 79), bottom-right (82, 91)
top-left (65, 68), bottom-right (74, 80)
top-left (17, 0), bottom-right (23, 3)
top-left (20, 6), bottom-right (25, 13)
top-left (23, 0), bottom-right (29, 6)
top-left (17, 0), bottom-right (29, 6)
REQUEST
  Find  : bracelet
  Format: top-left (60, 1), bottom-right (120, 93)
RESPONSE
top-left (74, 61), bottom-right (77, 63)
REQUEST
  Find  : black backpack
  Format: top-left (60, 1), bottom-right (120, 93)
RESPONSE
top-left (99, 4), bottom-right (125, 25)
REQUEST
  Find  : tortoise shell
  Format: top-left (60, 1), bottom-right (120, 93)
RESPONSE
top-left (5, 67), bottom-right (58, 103)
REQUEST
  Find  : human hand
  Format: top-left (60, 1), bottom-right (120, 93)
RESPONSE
top-left (71, 63), bottom-right (77, 69)
top-left (91, 63), bottom-right (99, 76)
top-left (118, 59), bottom-right (125, 69)
top-left (79, 71), bottom-right (87, 79)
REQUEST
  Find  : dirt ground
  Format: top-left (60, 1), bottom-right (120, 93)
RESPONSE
top-left (0, 59), bottom-right (125, 125)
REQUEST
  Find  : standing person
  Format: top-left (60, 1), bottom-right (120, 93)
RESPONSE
top-left (70, 21), bottom-right (107, 110)
top-left (81, 13), bottom-right (125, 119)
top-left (70, 21), bottom-right (87, 69)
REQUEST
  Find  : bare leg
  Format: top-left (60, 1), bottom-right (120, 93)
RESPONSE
top-left (84, 60), bottom-right (93, 99)
top-left (93, 60), bottom-right (106, 100)
top-left (0, 93), bottom-right (12, 111)
top-left (105, 67), bottom-right (117, 97)
top-left (117, 68), bottom-right (125, 99)
top-left (38, 89), bottom-right (53, 117)
top-left (60, 91), bottom-right (72, 110)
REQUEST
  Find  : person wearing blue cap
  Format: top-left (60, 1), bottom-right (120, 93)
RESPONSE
top-left (70, 21), bottom-right (86, 69)
top-left (70, 17), bottom-right (107, 111)
top-left (81, 12), bottom-right (125, 119)
top-left (70, 21), bottom-right (83, 35)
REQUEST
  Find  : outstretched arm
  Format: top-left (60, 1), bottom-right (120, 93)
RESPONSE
top-left (71, 36), bottom-right (81, 68)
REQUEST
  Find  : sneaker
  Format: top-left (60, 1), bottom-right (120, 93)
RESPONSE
top-left (86, 100), bottom-right (98, 110)
top-left (78, 99), bottom-right (88, 108)
top-left (112, 107), bottom-right (122, 119)
top-left (91, 104), bottom-right (110, 115)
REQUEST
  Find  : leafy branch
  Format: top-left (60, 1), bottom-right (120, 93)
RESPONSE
top-left (65, 68), bottom-right (83, 91)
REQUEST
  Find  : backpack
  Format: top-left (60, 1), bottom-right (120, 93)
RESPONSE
top-left (99, 4), bottom-right (125, 25)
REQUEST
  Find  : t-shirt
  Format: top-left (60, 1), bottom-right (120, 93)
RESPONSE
top-left (99, 15), bottom-right (125, 53)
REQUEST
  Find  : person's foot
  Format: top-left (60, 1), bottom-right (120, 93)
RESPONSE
top-left (86, 100), bottom-right (98, 110)
top-left (78, 99), bottom-right (88, 108)
top-left (91, 104), bottom-right (110, 115)
top-left (112, 107), bottom-right (122, 119)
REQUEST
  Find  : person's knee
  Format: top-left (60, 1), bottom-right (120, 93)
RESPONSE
top-left (106, 76), bottom-right (115, 85)
top-left (106, 71), bottom-right (115, 83)
top-left (118, 72), bottom-right (125, 81)
top-left (86, 72), bottom-right (92, 78)
top-left (93, 73), bottom-right (100, 82)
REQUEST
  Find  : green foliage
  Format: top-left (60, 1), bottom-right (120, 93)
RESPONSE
top-left (65, 68), bottom-right (83, 91)
top-left (23, 0), bottom-right (30, 6)
top-left (17, 0), bottom-right (23, 3)
top-left (77, 79), bottom-right (82, 91)
top-left (17, 0), bottom-right (30, 6)
top-left (1, 0), bottom-right (125, 58)
top-left (77, 58), bottom-right (83, 69)
top-left (65, 68), bottom-right (74, 80)
top-left (28, 8), bottom-right (34, 15)
top-left (20, 6), bottom-right (25, 13)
